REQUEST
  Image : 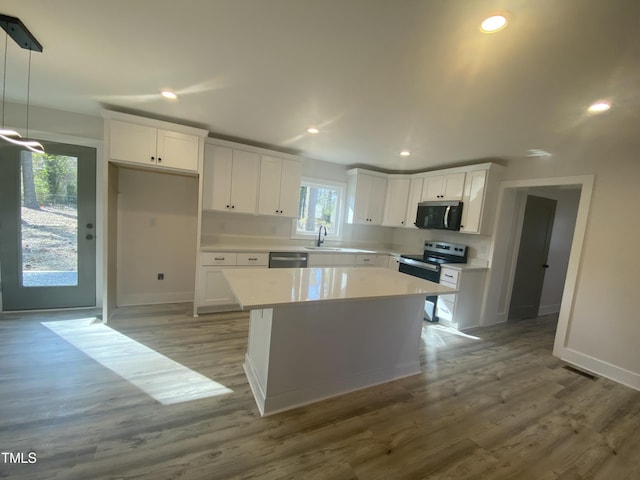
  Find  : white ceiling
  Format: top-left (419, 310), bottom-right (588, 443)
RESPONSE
top-left (1, 0), bottom-right (639, 171)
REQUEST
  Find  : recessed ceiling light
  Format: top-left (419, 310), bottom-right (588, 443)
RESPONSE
top-left (400, 150), bottom-right (411, 157)
top-left (161, 90), bottom-right (178, 100)
top-left (528, 149), bottom-right (552, 158)
top-left (480, 15), bottom-right (508, 33)
top-left (306, 127), bottom-right (319, 134)
top-left (587, 101), bottom-right (611, 113)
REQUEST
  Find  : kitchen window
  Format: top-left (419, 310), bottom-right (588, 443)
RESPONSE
top-left (292, 178), bottom-right (344, 240)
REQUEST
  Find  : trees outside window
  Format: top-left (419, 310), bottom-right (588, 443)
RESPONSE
top-left (295, 179), bottom-right (344, 240)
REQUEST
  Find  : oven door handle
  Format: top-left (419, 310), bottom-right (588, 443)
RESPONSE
top-left (444, 205), bottom-right (451, 229)
top-left (398, 257), bottom-right (439, 272)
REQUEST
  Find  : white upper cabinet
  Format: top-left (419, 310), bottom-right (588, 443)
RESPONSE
top-left (156, 129), bottom-right (200, 171)
top-left (382, 177), bottom-right (410, 227)
top-left (383, 175), bottom-right (424, 228)
top-left (202, 145), bottom-right (259, 214)
top-left (258, 155), bottom-right (302, 217)
top-left (459, 170), bottom-right (487, 234)
top-left (347, 169), bottom-right (387, 225)
top-left (459, 164), bottom-right (503, 234)
top-left (109, 119), bottom-right (200, 172)
top-left (422, 172), bottom-right (466, 201)
top-left (404, 176), bottom-right (424, 228)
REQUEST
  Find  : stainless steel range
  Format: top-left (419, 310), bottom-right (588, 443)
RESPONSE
top-left (398, 241), bottom-right (467, 322)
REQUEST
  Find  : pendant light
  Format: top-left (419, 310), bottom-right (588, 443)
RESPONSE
top-left (0, 14), bottom-right (44, 154)
top-left (0, 32), bottom-right (21, 142)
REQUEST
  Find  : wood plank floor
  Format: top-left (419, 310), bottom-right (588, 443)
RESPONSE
top-left (1, 305), bottom-right (639, 479)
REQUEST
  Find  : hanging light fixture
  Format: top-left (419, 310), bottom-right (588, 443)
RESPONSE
top-left (1, 31), bottom-right (21, 142)
top-left (0, 14), bottom-right (44, 154)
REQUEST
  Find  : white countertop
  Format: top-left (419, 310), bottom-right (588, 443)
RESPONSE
top-left (440, 263), bottom-right (489, 272)
top-left (201, 243), bottom-right (391, 254)
top-left (223, 267), bottom-right (458, 309)
top-left (201, 243), bottom-right (488, 269)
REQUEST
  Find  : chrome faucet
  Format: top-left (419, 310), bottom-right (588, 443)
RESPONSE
top-left (316, 225), bottom-right (327, 247)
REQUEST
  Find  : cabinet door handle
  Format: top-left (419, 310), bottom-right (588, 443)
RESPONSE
top-left (150, 156), bottom-right (155, 161)
top-left (248, 258), bottom-right (258, 261)
top-left (214, 257), bottom-right (225, 261)
top-left (158, 157), bottom-right (162, 163)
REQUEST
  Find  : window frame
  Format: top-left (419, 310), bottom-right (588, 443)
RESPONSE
top-left (291, 177), bottom-right (346, 241)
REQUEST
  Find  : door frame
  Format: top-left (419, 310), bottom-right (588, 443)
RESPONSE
top-left (482, 174), bottom-right (594, 361)
top-left (0, 130), bottom-right (103, 312)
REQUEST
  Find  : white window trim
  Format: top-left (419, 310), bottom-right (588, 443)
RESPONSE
top-left (291, 177), bottom-right (346, 241)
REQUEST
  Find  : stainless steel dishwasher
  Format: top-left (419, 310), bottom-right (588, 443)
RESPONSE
top-left (268, 252), bottom-right (308, 268)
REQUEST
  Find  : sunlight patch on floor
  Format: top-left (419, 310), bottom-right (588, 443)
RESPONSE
top-left (42, 318), bottom-right (233, 405)
top-left (421, 323), bottom-right (481, 347)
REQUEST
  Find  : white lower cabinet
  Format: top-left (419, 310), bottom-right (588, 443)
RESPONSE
top-left (437, 266), bottom-right (487, 330)
top-left (333, 254), bottom-right (357, 266)
top-left (198, 268), bottom-right (238, 310)
top-left (387, 254), bottom-right (400, 270)
top-left (307, 253), bottom-right (333, 267)
top-left (355, 254), bottom-right (377, 266)
top-left (197, 252), bottom-right (267, 312)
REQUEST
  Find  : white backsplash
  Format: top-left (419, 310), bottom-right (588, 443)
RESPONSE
top-left (201, 211), bottom-right (394, 250)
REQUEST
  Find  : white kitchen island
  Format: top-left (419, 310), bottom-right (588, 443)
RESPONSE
top-left (223, 267), bottom-right (456, 416)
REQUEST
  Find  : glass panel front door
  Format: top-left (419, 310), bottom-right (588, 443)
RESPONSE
top-left (20, 151), bottom-right (79, 287)
top-left (0, 140), bottom-right (96, 311)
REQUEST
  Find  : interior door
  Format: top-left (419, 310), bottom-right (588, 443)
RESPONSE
top-left (0, 140), bottom-right (97, 310)
top-left (509, 195), bottom-right (556, 320)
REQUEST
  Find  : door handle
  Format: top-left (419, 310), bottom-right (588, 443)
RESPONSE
top-left (542, 264), bottom-right (549, 268)
top-left (86, 234), bottom-right (94, 240)
top-left (86, 223), bottom-right (94, 229)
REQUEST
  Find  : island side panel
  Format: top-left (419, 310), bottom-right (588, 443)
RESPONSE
top-left (258, 295), bottom-right (424, 416)
top-left (243, 308), bottom-right (274, 416)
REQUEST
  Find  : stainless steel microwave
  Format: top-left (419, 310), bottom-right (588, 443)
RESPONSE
top-left (415, 201), bottom-right (464, 231)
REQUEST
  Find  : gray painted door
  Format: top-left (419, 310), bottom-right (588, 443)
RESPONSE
top-left (509, 195), bottom-right (556, 320)
top-left (0, 141), bottom-right (96, 310)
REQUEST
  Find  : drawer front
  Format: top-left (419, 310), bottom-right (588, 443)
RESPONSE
top-left (440, 268), bottom-right (459, 287)
top-left (201, 252), bottom-right (237, 266)
top-left (236, 253), bottom-right (269, 266)
top-left (356, 254), bottom-right (377, 266)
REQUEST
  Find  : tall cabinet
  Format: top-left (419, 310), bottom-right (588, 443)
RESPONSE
top-left (102, 111), bottom-right (208, 322)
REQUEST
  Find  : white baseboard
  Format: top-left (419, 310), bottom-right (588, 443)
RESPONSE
top-left (538, 303), bottom-right (561, 316)
top-left (117, 291), bottom-right (193, 307)
top-left (558, 347), bottom-right (640, 391)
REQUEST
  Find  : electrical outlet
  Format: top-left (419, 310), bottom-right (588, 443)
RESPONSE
top-left (157, 273), bottom-right (164, 280)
